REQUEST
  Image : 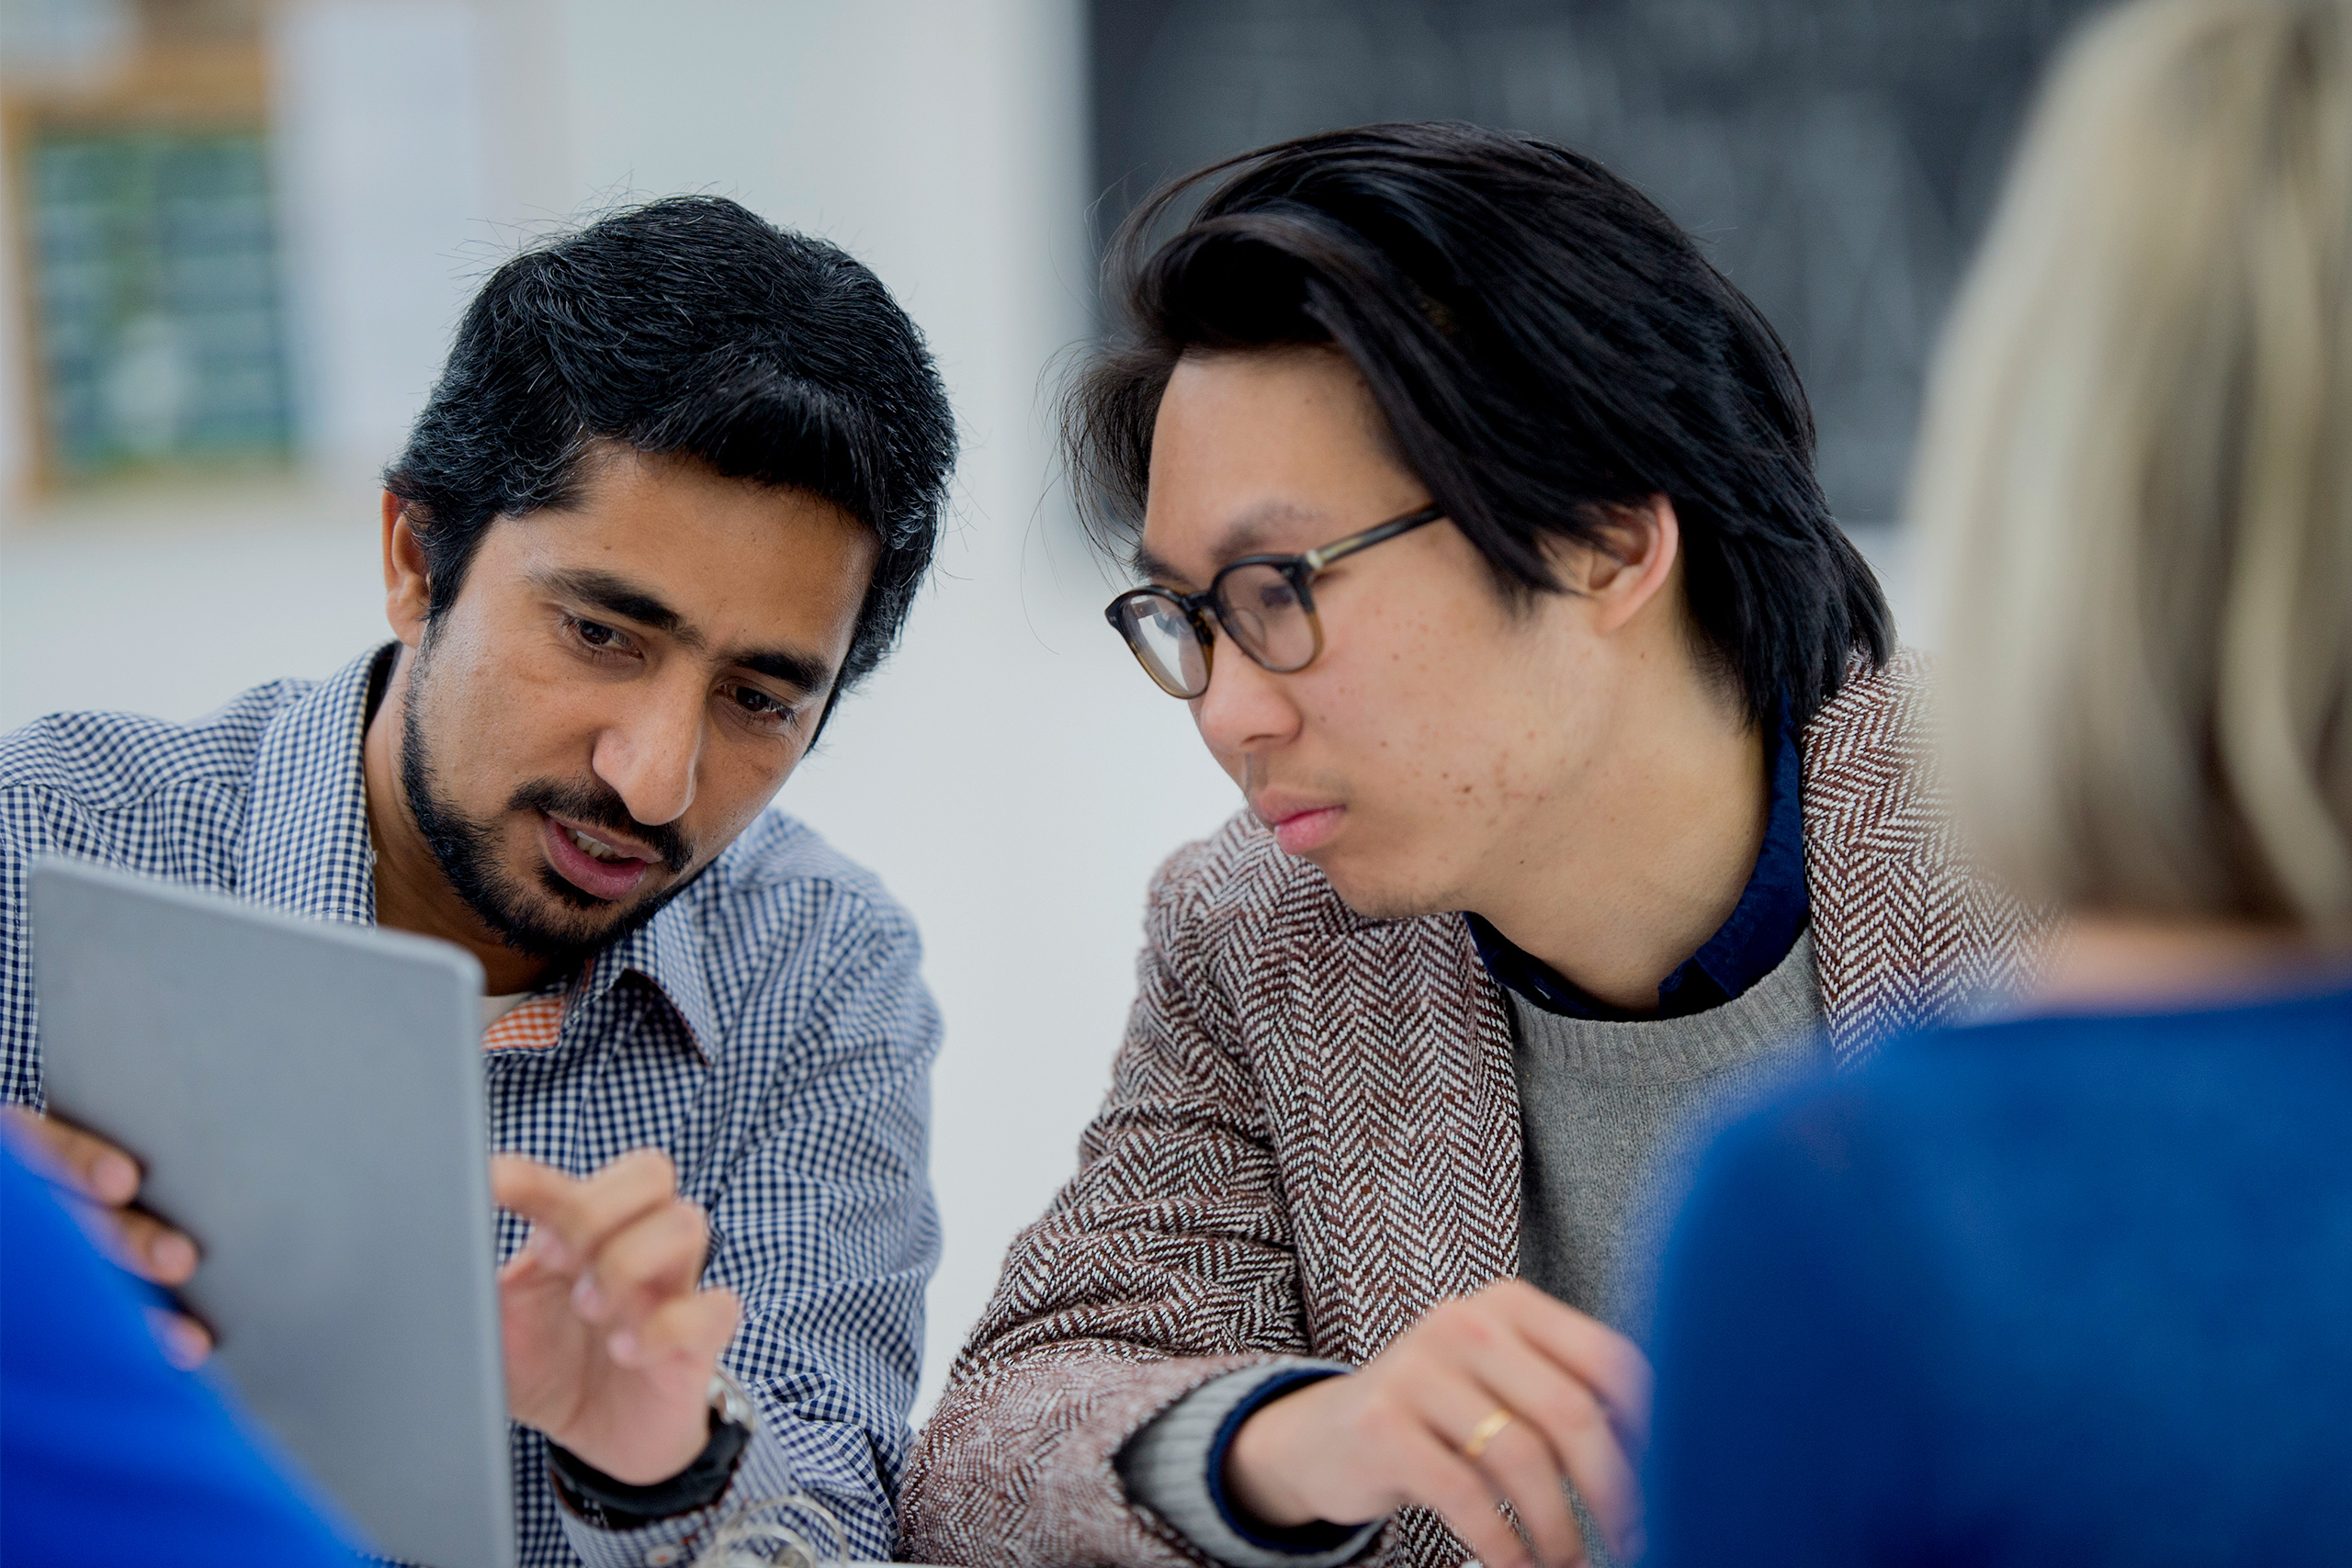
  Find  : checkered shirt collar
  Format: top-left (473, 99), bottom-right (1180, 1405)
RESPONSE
top-left (234, 645), bottom-right (718, 1064)
top-left (582, 901), bottom-right (720, 1065)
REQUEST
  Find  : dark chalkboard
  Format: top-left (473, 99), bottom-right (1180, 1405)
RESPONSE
top-left (1092, 0), bottom-right (2109, 524)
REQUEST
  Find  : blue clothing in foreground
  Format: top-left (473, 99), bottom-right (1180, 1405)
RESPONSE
top-left (0, 1136), bottom-right (362, 1565)
top-left (1647, 983), bottom-right (2352, 1567)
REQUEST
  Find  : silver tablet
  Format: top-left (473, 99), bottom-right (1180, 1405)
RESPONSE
top-left (31, 857), bottom-right (515, 1568)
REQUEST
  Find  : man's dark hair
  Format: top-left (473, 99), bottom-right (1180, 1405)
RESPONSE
top-left (1069, 122), bottom-right (1891, 726)
top-left (387, 195), bottom-right (956, 694)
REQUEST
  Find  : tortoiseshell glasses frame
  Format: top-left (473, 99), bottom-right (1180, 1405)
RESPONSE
top-left (1103, 503), bottom-right (1447, 699)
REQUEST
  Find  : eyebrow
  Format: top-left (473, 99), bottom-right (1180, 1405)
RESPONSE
top-left (1130, 500), bottom-right (1337, 590)
top-left (1131, 542), bottom-right (1187, 587)
top-left (536, 567), bottom-right (836, 695)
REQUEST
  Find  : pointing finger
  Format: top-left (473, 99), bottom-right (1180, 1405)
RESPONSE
top-left (494, 1148), bottom-right (679, 1268)
top-left (607, 1287), bottom-right (741, 1371)
top-left (573, 1200), bottom-right (708, 1326)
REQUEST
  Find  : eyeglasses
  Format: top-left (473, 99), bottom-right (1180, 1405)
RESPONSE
top-left (1104, 502), bottom-right (1445, 699)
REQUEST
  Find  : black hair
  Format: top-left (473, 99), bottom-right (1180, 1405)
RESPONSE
top-left (1069, 122), bottom-right (1891, 726)
top-left (387, 195), bottom-right (956, 695)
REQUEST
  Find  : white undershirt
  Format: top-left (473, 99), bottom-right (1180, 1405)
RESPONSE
top-left (480, 991), bottom-right (531, 1032)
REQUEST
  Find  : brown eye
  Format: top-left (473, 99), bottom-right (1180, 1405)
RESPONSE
top-left (576, 620), bottom-right (619, 648)
top-left (729, 685), bottom-right (793, 724)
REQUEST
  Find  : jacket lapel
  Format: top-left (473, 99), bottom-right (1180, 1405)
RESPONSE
top-left (1276, 899), bottom-right (1523, 1365)
top-left (1798, 649), bottom-right (2046, 1061)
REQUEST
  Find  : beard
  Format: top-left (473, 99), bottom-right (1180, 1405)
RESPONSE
top-left (397, 637), bottom-right (704, 967)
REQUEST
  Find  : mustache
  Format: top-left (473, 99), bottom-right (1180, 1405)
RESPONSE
top-left (512, 779), bottom-right (694, 875)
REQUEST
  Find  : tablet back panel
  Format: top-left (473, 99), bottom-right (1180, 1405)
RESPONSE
top-left (32, 858), bottom-right (515, 1568)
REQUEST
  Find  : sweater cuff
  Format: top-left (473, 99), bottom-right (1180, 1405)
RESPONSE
top-left (1117, 1362), bottom-right (1381, 1568)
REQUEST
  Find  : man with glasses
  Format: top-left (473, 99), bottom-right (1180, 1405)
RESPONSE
top-left (902, 124), bottom-right (2042, 1568)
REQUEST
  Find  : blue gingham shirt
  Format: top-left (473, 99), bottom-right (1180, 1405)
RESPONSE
top-left (0, 648), bottom-right (942, 1568)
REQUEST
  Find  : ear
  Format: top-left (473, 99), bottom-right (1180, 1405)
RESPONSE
top-left (1554, 495), bottom-right (1681, 636)
top-left (381, 491), bottom-right (433, 649)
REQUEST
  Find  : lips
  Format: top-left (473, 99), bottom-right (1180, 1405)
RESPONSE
top-left (539, 813), bottom-right (653, 901)
top-left (1255, 799), bottom-right (1344, 857)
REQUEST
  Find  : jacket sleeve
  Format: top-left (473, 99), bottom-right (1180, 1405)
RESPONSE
top-left (899, 838), bottom-right (1343, 1568)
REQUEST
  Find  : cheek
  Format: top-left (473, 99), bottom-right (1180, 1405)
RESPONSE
top-left (418, 624), bottom-right (591, 781)
top-left (1317, 622), bottom-right (1551, 816)
top-left (1310, 619), bottom-right (1473, 762)
top-left (684, 739), bottom-right (804, 851)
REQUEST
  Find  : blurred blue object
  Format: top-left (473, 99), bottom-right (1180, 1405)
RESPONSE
top-left (1646, 983), bottom-right (2352, 1566)
top-left (0, 1132), bottom-right (364, 1566)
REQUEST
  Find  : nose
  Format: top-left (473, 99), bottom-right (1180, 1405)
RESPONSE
top-left (590, 673), bottom-right (704, 828)
top-left (1191, 629), bottom-right (1302, 763)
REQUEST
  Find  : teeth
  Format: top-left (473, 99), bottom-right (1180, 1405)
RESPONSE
top-left (567, 827), bottom-right (627, 863)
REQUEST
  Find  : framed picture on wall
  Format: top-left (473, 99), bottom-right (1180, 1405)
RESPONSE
top-left (4, 30), bottom-right (295, 492)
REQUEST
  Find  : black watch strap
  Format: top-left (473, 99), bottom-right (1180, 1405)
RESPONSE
top-left (548, 1406), bottom-right (752, 1530)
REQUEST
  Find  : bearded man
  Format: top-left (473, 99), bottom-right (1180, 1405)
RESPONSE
top-left (1, 196), bottom-right (956, 1568)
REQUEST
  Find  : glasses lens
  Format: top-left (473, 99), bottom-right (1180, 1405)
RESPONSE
top-left (1114, 592), bottom-right (1208, 696)
top-left (1216, 563), bottom-right (1317, 672)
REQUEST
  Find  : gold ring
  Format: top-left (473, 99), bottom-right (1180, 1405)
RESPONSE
top-left (1462, 1406), bottom-right (1516, 1462)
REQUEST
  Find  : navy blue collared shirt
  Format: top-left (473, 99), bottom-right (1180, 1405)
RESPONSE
top-left (1468, 705), bottom-right (1808, 1019)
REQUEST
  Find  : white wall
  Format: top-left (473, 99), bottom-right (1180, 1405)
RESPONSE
top-left (0, 0), bottom-right (1240, 1420)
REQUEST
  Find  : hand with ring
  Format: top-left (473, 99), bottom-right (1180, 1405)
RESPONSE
top-left (1221, 1279), bottom-right (1652, 1567)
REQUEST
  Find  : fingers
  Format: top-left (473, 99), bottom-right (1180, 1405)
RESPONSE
top-left (146, 1307), bottom-right (215, 1371)
top-left (495, 1147), bottom-right (722, 1348)
top-left (494, 1148), bottom-right (677, 1270)
top-left (1492, 1280), bottom-right (1655, 1448)
top-left (4, 1106), bottom-right (141, 1205)
top-left (1396, 1420), bottom-right (1553, 1568)
top-left (1384, 1288), bottom-right (1645, 1565)
top-left (1445, 1335), bottom-right (1641, 1560)
top-left (607, 1286), bottom-right (740, 1372)
top-left (1464, 1393), bottom-right (1632, 1564)
top-left (571, 1199), bottom-right (709, 1328)
top-left (2, 1109), bottom-right (201, 1288)
top-left (112, 1207), bottom-right (200, 1285)
top-left (1447, 1404), bottom-right (1589, 1567)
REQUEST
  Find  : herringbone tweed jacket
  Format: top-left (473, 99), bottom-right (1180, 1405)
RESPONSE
top-left (900, 651), bottom-right (2041, 1568)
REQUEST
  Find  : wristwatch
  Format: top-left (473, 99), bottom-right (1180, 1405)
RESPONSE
top-left (548, 1370), bottom-right (758, 1530)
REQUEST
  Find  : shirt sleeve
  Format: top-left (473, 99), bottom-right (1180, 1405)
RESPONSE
top-left (556, 882), bottom-right (941, 1568)
top-left (1643, 1088), bottom-right (1934, 1568)
top-left (548, 1425), bottom-right (811, 1568)
top-left (1118, 1363), bottom-right (1380, 1568)
top-left (0, 771), bottom-right (109, 1108)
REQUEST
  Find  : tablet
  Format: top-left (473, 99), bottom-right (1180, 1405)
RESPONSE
top-left (31, 857), bottom-right (515, 1568)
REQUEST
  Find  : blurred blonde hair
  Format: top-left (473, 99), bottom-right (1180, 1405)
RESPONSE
top-left (1916, 0), bottom-right (2352, 928)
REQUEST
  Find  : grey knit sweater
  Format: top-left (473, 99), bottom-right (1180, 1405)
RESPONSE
top-left (1516, 927), bottom-right (1826, 1342)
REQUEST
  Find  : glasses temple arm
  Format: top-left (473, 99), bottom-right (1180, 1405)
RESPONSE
top-left (1300, 504), bottom-right (1446, 572)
